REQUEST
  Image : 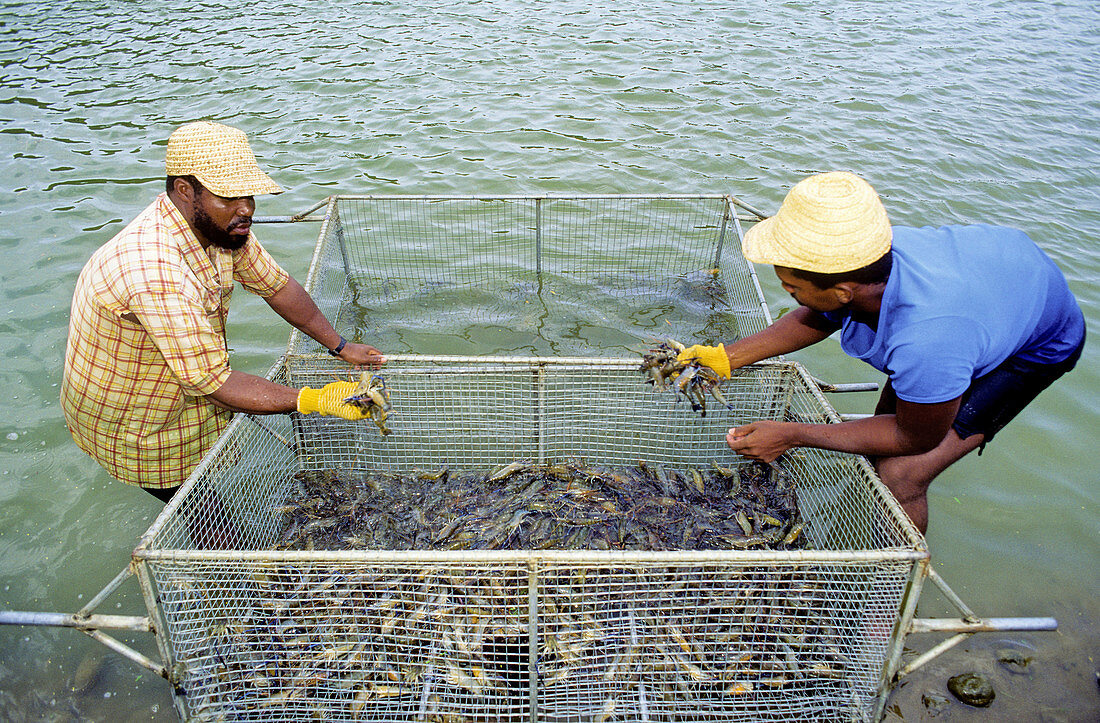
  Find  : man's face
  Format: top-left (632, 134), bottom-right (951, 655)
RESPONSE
top-left (190, 186), bottom-right (256, 251)
top-left (774, 266), bottom-right (850, 313)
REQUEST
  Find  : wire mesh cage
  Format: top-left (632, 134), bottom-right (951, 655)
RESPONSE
top-left (134, 357), bottom-right (926, 723)
top-left (287, 195), bottom-right (772, 359)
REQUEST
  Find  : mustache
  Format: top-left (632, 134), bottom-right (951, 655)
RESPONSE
top-left (227, 217), bottom-right (251, 232)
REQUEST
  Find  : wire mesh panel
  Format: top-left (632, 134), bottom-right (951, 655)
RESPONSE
top-left (144, 556), bottom-right (917, 723)
top-left (135, 358), bottom-right (924, 722)
top-left (289, 196), bottom-right (769, 358)
top-left (284, 357), bottom-right (790, 476)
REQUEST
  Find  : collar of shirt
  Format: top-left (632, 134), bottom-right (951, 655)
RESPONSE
top-left (156, 192), bottom-right (236, 292)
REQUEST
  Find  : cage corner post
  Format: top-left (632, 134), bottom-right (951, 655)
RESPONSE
top-left (131, 551), bottom-right (191, 719)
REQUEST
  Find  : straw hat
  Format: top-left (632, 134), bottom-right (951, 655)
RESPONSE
top-left (742, 171), bottom-right (891, 274)
top-left (165, 121), bottom-right (282, 196)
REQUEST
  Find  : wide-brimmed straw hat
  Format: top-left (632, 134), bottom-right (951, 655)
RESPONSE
top-left (165, 121), bottom-right (282, 197)
top-left (742, 171), bottom-right (891, 274)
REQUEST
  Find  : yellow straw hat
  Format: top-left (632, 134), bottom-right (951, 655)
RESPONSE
top-left (742, 171), bottom-right (891, 274)
top-left (165, 121), bottom-right (282, 197)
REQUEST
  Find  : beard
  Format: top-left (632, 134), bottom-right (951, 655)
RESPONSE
top-left (191, 201), bottom-right (250, 251)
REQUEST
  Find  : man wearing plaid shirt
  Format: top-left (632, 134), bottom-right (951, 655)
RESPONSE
top-left (62, 121), bottom-right (382, 502)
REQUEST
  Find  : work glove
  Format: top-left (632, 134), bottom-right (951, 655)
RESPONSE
top-left (296, 382), bottom-right (370, 421)
top-left (676, 343), bottom-right (731, 379)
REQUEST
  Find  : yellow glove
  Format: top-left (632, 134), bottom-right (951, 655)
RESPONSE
top-left (296, 382), bottom-right (371, 421)
top-left (676, 343), bottom-right (731, 379)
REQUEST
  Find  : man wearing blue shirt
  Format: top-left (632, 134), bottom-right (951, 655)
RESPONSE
top-left (679, 172), bottom-right (1085, 533)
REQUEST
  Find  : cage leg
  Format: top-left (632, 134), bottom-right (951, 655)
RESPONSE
top-left (728, 194), bottom-right (770, 221)
top-left (251, 196), bottom-right (330, 224)
top-left (0, 562), bottom-right (166, 680)
top-left (0, 611), bottom-right (150, 631)
top-left (808, 376), bottom-right (879, 394)
top-left (926, 566), bottom-right (978, 621)
top-left (82, 629), bottom-right (167, 678)
top-left (899, 633), bottom-right (970, 679)
top-left (897, 566), bottom-right (1058, 678)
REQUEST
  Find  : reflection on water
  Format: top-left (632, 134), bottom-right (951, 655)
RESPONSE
top-left (340, 269), bottom-right (741, 356)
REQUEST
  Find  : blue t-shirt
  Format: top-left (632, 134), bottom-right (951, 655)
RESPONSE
top-left (824, 224), bottom-right (1085, 404)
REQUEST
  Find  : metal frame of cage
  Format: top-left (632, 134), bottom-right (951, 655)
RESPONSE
top-left (280, 194), bottom-right (776, 361)
top-left (0, 195), bottom-right (1057, 722)
top-left (129, 354), bottom-right (929, 722)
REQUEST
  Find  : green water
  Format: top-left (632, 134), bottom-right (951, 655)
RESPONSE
top-left (2, 1), bottom-right (1097, 720)
top-left (335, 268), bottom-right (744, 356)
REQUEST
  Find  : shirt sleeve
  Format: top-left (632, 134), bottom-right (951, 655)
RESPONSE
top-left (886, 317), bottom-right (986, 404)
top-left (128, 288), bottom-right (232, 395)
top-left (233, 235), bottom-right (290, 297)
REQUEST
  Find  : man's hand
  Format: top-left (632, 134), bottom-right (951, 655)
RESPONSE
top-left (296, 382), bottom-right (371, 420)
top-left (676, 343), bottom-right (731, 378)
top-left (726, 421), bottom-right (794, 463)
top-left (726, 396), bottom-right (962, 464)
top-left (337, 342), bottom-right (385, 368)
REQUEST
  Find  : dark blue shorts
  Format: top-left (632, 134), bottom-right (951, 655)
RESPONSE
top-left (952, 335), bottom-right (1085, 449)
top-left (144, 484), bottom-right (178, 503)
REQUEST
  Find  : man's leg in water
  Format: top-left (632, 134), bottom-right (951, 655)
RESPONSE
top-left (871, 340), bottom-right (1082, 534)
top-left (870, 379), bottom-right (983, 533)
top-left (874, 430), bottom-right (984, 534)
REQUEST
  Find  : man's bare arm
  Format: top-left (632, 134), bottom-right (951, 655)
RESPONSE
top-left (206, 370), bottom-right (299, 414)
top-left (263, 278), bottom-right (383, 365)
top-left (727, 396), bottom-right (961, 462)
top-left (724, 306), bottom-right (839, 369)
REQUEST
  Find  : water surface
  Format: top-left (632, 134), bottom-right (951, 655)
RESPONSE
top-left (1, 1), bottom-right (1097, 720)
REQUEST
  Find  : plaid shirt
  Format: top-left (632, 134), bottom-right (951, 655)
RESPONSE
top-left (61, 193), bottom-right (289, 489)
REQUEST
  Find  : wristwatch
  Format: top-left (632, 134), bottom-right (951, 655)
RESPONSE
top-left (328, 336), bottom-right (347, 357)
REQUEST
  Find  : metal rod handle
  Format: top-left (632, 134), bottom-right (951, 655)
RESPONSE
top-left (898, 616), bottom-right (1059, 678)
top-left (253, 215), bottom-right (324, 223)
top-left (727, 195), bottom-right (770, 220)
top-left (809, 376), bottom-right (880, 393)
top-left (908, 616), bottom-right (1058, 634)
top-left (0, 610), bottom-right (152, 632)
